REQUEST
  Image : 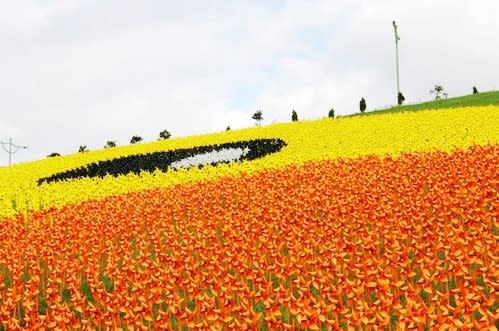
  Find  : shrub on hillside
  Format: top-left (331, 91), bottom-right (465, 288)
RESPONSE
top-left (130, 136), bottom-right (143, 144)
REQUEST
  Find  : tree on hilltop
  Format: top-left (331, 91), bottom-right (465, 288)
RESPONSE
top-left (252, 110), bottom-right (263, 126)
top-left (291, 110), bottom-right (298, 122)
top-left (328, 108), bottom-right (334, 118)
top-left (78, 145), bottom-right (89, 153)
top-left (104, 141), bottom-right (117, 148)
top-left (159, 130), bottom-right (171, 140)
top-left (359, 97), bottom-right (366, 113)
top-left (398, 92), bottom-right (405, 105)
top-left (430, 85), bottom-right (445, 100)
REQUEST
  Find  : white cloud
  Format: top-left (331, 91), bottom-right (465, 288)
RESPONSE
top-left (0, 0), bottom-right (497, 164)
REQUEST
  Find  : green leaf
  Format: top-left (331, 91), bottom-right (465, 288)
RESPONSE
top-left (80, 275), bottom-right (96, 304)
top-left (61, 287), bottom-right (71, 304)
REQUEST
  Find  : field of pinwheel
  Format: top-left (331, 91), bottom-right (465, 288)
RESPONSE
top-left (0, 106), bottom-right (498, 330)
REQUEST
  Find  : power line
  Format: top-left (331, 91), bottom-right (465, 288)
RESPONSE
top-left (0, 138), bottom-right (28, 166)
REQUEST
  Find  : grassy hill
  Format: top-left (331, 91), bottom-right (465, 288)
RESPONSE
top-left (347, 90), bottom-right (499, 117)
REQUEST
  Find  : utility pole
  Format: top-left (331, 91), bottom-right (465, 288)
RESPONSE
top-left (392, 21), bottom-right (401, 105)
top-left (1, 138), bottom-right (28, 166)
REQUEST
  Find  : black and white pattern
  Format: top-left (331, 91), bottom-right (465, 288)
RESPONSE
top-left (38, 138), bottom-right (286, 185)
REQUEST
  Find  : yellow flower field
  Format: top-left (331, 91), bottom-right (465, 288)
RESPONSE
top-left (1, 106), bottom-right (497, 219)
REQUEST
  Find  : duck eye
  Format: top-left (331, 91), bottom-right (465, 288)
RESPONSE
top-left (37, 138), bottom-right (286, 185)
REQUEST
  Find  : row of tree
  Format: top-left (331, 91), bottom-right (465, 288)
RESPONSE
top-left (247, 107), bottom-right (336, 127)
top-left (48, 85), bottom-right (480, 158)
top-left (98, 130), bottom-right (172, 151)
top-left (248, 92), bottom-right (387, 127)
top-left (47, 130), bottom-right (172, 157)
top-left (429, 85), bottom-right (478, 99)
top-left (249, 84), bottom-right (481, 127)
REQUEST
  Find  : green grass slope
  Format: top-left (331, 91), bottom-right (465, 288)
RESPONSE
top-left (347, 90), bottom-right (499, 118)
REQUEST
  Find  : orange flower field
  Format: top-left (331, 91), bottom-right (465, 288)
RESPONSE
top-left (0, 143), bottom-right (497, 330)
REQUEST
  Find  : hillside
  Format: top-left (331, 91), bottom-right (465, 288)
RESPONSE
top-left (347, 90), bottom-right (499, 117)
top-left (0, 97), bottom-right (497, 329)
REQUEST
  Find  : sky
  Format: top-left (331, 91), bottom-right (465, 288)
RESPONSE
top-left (1, 0), bottom-right (498, 165)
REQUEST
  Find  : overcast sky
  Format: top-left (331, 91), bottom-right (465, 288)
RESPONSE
top-left (1, 0), bottom-right (498, 165)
